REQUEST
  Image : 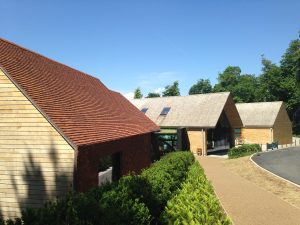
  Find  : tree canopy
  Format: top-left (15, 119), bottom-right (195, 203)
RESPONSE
top-left (162, 81), bottom-right (180, 97)
top-left (147, 92), bottom-right (160, 98)
top-left (189, 79), bottom-right (212, 95)
top-left (134, 87), bottom-right (143, 99)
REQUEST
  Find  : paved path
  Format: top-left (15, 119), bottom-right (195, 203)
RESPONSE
top-left (252, 147), bottom-right (300, 185)
top-left (197, 156), bottom-right (300, 225)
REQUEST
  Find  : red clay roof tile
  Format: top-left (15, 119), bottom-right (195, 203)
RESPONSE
top-left (0, 38), bottom-right (159, 148)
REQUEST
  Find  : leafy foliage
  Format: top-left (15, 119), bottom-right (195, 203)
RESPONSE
top-left (98, 155), bottom-right (112, 172)
top-left (141, 151), bottom-right (195, 219)
top-left (189, 79), bottom-right (212, 95)
top-left (228, 144), bottom-right (261, 159)
top-left (14, 151), bottom-right (195, 225)
top-left (162, 162), bottom-right (231, 225)
top-left (213, 66), bottom-right (259, 103)
top-left (162, 81), bottom-right (180, 96)
top-left (134, 87), bottom-right (143, 99)
top-left (147, 92), bottom-right (160, 98)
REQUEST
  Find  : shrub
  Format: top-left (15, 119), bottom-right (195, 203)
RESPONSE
top-left (228, 144), bottom-right (261, 159)
top-left (161, 162), bottom-right (231, 225)
top-left (14, 151), bottom-right (194, 225)
top-left (141, 151), bottom-right (195, 218)
top-left (98, 155), bottom-right (112, 172)
top-left (99, 175), bottom-right (152, 225)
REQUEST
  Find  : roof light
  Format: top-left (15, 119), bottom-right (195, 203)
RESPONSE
top-left (160, 107), bottom-right (170, 116)
top-left (141, 108), bottom-right (148, 113)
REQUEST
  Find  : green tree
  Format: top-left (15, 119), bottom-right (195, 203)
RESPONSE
top-left (233, 74), bottom-right (259, 103)
top-left (278, 37), bottom-right (300, 133)
top-left (189, 79), bottom-right (212, 95)
top-left (134, 87), bottom-right (143, 99)
top-left (213, 66), bottom-right (259, 102)
top-left (162, 81), bottom-right (180, 96)
top-left (257, 58), bottom-right (283, 102)
top-left (147, 92), bottom-right (160, 98)
top-left (213, 66), bottom-right (241, 93)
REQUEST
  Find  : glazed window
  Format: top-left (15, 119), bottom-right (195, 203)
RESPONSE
top-left (160, 107), bottom-right (171, 116)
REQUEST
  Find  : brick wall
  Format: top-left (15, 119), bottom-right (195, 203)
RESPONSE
top-left (75, 133), bottom-right (152, 192)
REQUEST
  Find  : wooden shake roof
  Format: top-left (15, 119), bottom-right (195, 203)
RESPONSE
top-left (132, 92), bottom-right (242, 128)
top-left (0, 38), bottom-right (159, 148)
top-left (236, 101), bottom-right (288, 127)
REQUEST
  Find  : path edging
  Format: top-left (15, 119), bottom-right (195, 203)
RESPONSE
top-left (250, 153), bottom-right (300, 189)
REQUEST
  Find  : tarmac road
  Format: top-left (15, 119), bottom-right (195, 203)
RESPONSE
top-left (252, 147), bottom-right (300, 185)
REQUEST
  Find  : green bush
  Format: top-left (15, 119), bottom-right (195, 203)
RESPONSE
top-left (228, 144), bottom-right (261, 159)
top-left (141, 151), bottom-right (195, 218)
top-left (12, 151), bottom-right (194, 225)
top-left (162, 162), bottom-right (231, 225)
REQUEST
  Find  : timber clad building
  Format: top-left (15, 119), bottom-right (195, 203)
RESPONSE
top-left (0, 38), bottom-right (159, 217)
top-left (236, 102), bottom-right (292, 145)
top-left (132, 93), bottom-right (243, 155)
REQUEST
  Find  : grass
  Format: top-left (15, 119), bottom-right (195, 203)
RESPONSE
top-left (223, 156), bottom-right (300, 209)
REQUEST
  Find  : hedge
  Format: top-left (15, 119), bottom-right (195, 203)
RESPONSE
top-left (2, 151), bottom-right (194, 225)
top-left (228, 144), bottom-right (261, 159)
top-left (141, 151), bottom-right (195, 219)
top-left (162, 162), bottom-right (231, 225)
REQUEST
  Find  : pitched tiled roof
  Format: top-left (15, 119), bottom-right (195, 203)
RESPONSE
top-left (236, 101), bottom-right (287, 127)
top-left (0, 38), bottom-right (159, 148)
top-left (131, 92), bottom-right (243, 128)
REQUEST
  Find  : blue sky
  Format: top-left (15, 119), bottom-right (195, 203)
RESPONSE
top-left (1, 0), bottom-right (299, 97)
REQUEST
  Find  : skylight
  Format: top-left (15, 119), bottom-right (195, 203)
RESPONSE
top-left (141, 108), bottom-right (148, 113)
top-left (160, 107), bottom-right (171, 116)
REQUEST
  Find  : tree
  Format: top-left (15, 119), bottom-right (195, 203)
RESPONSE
top-left (189, 79), bottom-right (212, 95)
top-left (217, 66), bottom-right (241, 88)
top-left (213, 66), bottom-right (259, 102)
top-left (213, 66), bottom-right (241, 93)
top-left (233, 74), bottom-right (259, 103)
top-left (257, 57), bottom-right (283, 102)
top-left (147, 92), bottom-right (160, 98)
top-left (162, 81), bottom-right (180, 97)
top-left (134, 87), bottom-right (143, 99)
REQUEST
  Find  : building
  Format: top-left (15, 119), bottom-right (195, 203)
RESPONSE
top-left (132, 92), bottom-right (242, 155)
top-left (0, 38), bottom-right (159, 217)
top-left (236, 101), bottom-right (292, 146)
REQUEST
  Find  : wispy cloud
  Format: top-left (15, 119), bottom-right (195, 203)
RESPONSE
top-left (137, 71), bottom-right (181, 94)
top-left (154, 87), bottom-right (165, 94)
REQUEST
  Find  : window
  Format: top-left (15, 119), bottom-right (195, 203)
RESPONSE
top-left (160, 107), bottom-right (171, 116)
top-left (141, 108), bottom-right (148, 113)
top-left (234, 128), bottom-right (241, 138)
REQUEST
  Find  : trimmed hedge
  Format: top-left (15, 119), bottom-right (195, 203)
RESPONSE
top-left (141, 151), bottom-right (195, 219)
top-left (228, 144), bottom-right (261, 159)
top-left (3, 151), bottom-right (194, 225)
top-left (162, 162), bottom-right (231, 225)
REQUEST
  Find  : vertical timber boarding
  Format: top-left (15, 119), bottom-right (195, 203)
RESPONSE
top-left (0, 69), bottom-right (75, 218)
top-left (273, 105), bottom-right (293, 144)
top-left (241, 128), bottom-right (271, 145)
top-left (187, 128), bottom-right (207, 156)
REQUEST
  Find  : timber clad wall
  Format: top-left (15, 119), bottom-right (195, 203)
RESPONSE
top-left (241, 128), bottom-right (271, 145)
top-left (273, 105), bottom-right (293, 144)
top-left (187, 129), bottom-right (206, 155)
top-left (0, 69), bottom-right (74, 218)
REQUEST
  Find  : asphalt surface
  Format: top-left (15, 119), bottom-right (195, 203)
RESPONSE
top-left (252, 147), bottom-right (300, 185)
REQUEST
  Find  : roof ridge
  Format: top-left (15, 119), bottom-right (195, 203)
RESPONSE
top-left (0, 37), bottom-right (100, 81)
top-left (236, 101), bottom-right (283, 105)
top-left (133, 91), bottom-right (230, 100)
